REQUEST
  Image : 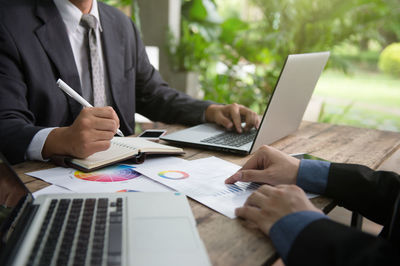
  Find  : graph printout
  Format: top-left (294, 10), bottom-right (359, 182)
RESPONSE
top-left (27, 164), bottom-right (171, 193)
top-left (134, 156), bottom-right (261, 219)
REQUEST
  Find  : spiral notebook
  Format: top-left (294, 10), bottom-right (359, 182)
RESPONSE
top-left (53, 137), bottom-right (184, 172)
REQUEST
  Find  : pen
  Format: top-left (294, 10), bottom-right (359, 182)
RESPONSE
top-left (57, 78), bottom-right (125, 137)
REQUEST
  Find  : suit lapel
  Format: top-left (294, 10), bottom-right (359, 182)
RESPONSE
top-left (34, 0), bottom-right (83, 119)
top-left (98, 4), bottom-right (125, 112)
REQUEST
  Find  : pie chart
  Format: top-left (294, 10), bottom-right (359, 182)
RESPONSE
top-left (158, 170), bottom-right (189, 180)
top-left (74, 165), bottom-right (141, 182)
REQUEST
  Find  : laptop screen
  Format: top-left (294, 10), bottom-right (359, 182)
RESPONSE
top-left (0, 153), bottom-right (31, 251)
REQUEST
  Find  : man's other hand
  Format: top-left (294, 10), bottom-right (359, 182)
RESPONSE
top-left (225, 145), bottom-right (300, 186)
top-left (42, 107), bottom-right (120, 159)
top-left (205, 103), bottom-right (260, 133)
top-left (235, 184), bottom-right (322, 235)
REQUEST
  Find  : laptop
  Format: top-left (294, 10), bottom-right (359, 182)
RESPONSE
top-left (0, 153), bottom-right (210, 266)
top-left (161, 52), bottom-right (330, 154)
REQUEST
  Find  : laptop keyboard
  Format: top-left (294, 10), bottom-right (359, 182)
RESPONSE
top-left (200, 129), bottom-right (257, 147)
top-left (26, 197), bottom-right (123, 266)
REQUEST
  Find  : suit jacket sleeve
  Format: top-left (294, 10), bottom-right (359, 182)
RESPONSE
top-left (325, 163), bottom-right (400, 225)
top-left (0, 19), bottom-right (44, 164)
top-left (288, 218), bottom-right (400, 266)
top-left (287, 163), bottom-right (400, 265)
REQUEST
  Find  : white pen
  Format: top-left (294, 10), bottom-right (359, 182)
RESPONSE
top-left (56, 78), bottom-right (125, 137)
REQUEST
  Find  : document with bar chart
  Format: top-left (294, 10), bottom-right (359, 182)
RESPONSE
top-left (134, 156), bottom-right (261, 219)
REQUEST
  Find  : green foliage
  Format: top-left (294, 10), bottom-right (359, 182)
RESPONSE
top-left (169, 0), bottom-right (278, 112)
top-left (378, 43), bottom-right (400, 76)
top-left (167, 19), bottom-right (218, 72)
top-left (250, 0), bottom-right (389, 70)
top-left (99, 0), bottom-right (140, 27)
top-left (168, 0), bottom-right (221, 72)
top-left (100, 0), bottom-right (132, 6)
top-left (334, 47), bottom-right (381, 72)
top-left (369, 0), bottom-right (400, 46)
top-left (169, 0), bottom-right (396, 114)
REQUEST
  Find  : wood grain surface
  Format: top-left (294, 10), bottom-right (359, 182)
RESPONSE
top-left (15, 121), bottom-right (400, 266)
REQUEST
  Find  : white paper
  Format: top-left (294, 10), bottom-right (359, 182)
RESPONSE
top-left (134, 156), bottom-right (261, 219)
top-left (28, 156), bottom-right (319, 218)
top-left (32, 184), bottom-right (75, 199)
top-left (27, 164), bottom-right (172, 193)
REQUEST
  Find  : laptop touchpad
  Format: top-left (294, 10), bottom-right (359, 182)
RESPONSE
top-left (131, 217), bottom-right (198, 251)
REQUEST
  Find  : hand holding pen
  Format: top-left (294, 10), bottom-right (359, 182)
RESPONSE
top-left (40, 79), bottom-right (125, 159)
top-left (57, 79), bottom-right (124, 137)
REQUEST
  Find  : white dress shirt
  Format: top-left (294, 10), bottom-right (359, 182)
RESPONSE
top-left (26, 0), bottom-right (110, 161)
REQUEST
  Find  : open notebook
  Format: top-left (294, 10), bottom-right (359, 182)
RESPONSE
top-left (56, 137), bottom-right (184, 172)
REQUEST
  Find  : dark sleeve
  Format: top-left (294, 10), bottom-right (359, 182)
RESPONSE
top-left (131, 21), bottom-right (215, 125)
top-left (325, 163), bottom-right (400, 225)
top-left (288, 219), bottom-right (400, 266)
top-left (0, 19), bottom-right (43, 164)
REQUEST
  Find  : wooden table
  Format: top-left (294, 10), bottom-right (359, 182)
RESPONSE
top-left (14, 121), bottom-right (400, 266)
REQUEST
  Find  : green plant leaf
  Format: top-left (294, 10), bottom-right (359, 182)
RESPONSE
top-left (188, 0), bottom-right (208, 21)
top-left (183, 0), bottom-right (222, 23)
top-left (220, 17), bottom-right (248, 44)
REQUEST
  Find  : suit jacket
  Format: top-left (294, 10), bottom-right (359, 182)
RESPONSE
top-left (0, 0), bottom-right (212, 164)
top-left (288, 163), bottom-right (400, 265)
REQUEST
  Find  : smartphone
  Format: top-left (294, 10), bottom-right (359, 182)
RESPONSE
top-left (137, 129), bottom-right (167, 141)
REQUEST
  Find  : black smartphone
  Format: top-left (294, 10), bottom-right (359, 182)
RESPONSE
top-left (137, 129), bottom-right (167, 141)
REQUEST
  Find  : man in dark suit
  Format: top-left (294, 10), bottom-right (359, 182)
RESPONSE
top-left (225, 145), bottom-right (400, 265)
top-left (0, 0), bottom-right (260, 164)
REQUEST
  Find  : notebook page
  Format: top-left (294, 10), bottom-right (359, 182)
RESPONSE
top-left (113, 137), bottom-right (182, 152)
top-left (71, 139), bottom-right (138, 168)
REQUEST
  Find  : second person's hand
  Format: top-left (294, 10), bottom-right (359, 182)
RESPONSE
top-left (235, 184), bottom-right (322, 235)
top-left (225, 145), bottom-right (300, 186)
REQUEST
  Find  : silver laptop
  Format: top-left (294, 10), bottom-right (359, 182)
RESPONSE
top-left (161, 52), bottom-right (330, 154)
top-left (0, 153), bottom-right (210, 266)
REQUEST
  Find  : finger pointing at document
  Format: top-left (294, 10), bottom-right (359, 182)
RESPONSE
top-left (225, 145), bottom-right (300, 186)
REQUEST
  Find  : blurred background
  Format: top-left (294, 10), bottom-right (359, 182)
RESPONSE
top-left (102, 0), bottom-right (400, 132)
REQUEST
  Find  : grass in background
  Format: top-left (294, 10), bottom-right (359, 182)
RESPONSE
top-left (319, 101), bottom-right (400, 132)
top-left (315, 69), bottom-right (400, 108)
top-left (314, 68), bottom-right (400, 132)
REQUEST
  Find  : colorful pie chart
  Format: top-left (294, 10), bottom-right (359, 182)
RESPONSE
top-left (74, 165), bottom-right (141, 182)
top-left (158, 170), bottom-right (189, 180)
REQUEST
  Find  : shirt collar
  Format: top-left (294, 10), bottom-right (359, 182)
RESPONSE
top-left (53, 0), bottom-right (103, 33)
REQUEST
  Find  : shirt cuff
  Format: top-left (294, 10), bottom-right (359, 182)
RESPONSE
top-left (269, 211), bottom-right (328, 264)
top-left (296, 159), bottom-right (331, 194)
top-left (26, 127), bottom-right (57, 161)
